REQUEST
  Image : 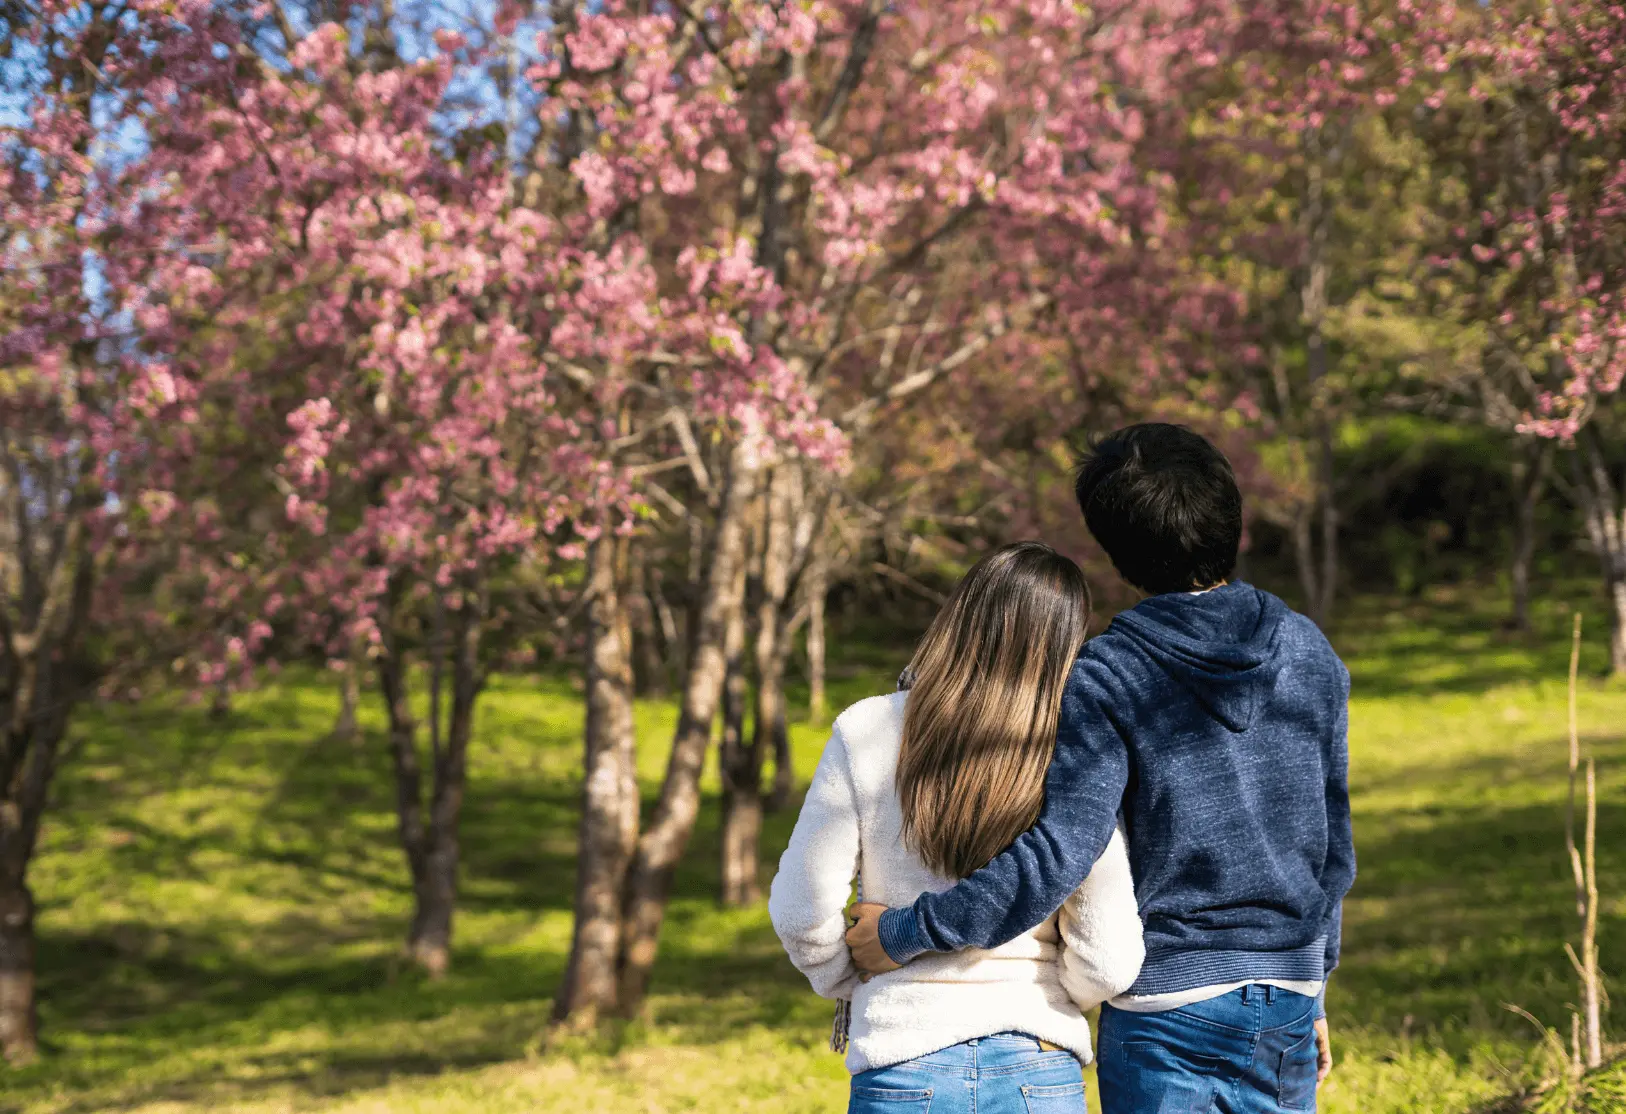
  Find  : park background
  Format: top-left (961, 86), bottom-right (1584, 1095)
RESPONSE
top-left (4, 1), bottom-right (1626, 1111)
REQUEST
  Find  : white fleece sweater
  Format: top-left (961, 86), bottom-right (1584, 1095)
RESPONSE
top-left (768, 691), bottom-right (1145, 1074)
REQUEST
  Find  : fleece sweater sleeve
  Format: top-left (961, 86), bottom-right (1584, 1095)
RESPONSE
top-left (1057, 824), bottom-right (1145, 1011)
top-left (1319, 668), bottom-right (1356, 978)
top-left (767, 724), bottom-right (862, 1000)
top-left (877, 669), bottom-right (1130, 962)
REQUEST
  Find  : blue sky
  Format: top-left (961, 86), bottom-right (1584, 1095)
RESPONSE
top-left (1, 1), bottom-right (559, 172)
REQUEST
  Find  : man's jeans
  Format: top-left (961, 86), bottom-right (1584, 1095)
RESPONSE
top-left (1097, 986), bottom-right (1319, 1113)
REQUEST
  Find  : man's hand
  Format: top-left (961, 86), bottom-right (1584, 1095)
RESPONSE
top-left (845, 902), bottom-right (902, 979)
top-left (1314, 1017), bottom-right (1333, 1084)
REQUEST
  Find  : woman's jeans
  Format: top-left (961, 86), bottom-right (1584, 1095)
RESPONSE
top-left (1096, 985), bottom-right (1320, 1113)
top-left (849, 1032), bottom-right (1086, 1114)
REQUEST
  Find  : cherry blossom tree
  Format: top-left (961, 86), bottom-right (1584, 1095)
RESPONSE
top-left (1428, 2), bottom-right (1626, 672)
top-left (0, 0), bottom-right (255, 1063)
top-left (14, 0), bottom-right (1569, 1063)
top-left (1170, 0), bottom-right (1471, 625)
top-left (533, 0), bottom-right (1264, 1021)
top-left (121, 13), bottom-right (663, 978)
top-left (129, 2), bottom-right (848, 998)
top-left (2, 0), bottom-right (1287, 1044)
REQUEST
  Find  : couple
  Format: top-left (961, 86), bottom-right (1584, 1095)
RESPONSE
top-left (769, 424), bottom-right (1355, 1113)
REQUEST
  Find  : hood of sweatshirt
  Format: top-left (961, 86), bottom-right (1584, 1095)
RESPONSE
top-left (1107, 581), bottom-right (1288, 733)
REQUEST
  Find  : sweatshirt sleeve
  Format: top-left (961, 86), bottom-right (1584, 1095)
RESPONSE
top-left (1057, 824), bottom-right (1145, 1011)
top-left (1319, 666), bottom-right (1356, 977)
top-left (767, 723), bottom-right (862, 1000)
top-left (877, 664), bottom-right (1131, 962)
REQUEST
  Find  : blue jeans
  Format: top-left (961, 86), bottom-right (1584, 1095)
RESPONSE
top-left (849, 1032), bottom-right (1086, 1114)
top-left (1097, 986), bottom-right (1319, 1113)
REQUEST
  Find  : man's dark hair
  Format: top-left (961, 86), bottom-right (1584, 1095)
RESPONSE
top-left (1073, 423), bottom-right (1242, 595)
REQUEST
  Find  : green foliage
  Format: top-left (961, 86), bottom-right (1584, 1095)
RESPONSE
top-left (4, 589), bottom-right (1624, 1113)
top-left (1247, 415), bottom-right (1587, 602)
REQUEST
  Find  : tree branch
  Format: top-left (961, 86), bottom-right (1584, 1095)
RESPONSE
top-left (814, 0), bottom-right (885, 142)
top-left (841, 291), bottom-right (1052, 426)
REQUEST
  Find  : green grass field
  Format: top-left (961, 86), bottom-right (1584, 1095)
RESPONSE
top-left (5, 586), bottom-right (1626, 1114)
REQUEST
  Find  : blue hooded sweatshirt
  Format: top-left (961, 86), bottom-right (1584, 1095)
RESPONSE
top-left (876, 582), bottom-right (1355, 999)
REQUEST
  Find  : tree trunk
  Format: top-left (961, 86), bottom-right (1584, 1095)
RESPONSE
top-left (0, 21), bottom-right (111, 1066)
top-left (0, 524), bottom-right (92, 1065)
top-left (377, 620), bottom-right (433, 974)
top-left (648, 567), bottom-right (684, 690)
top-left (407, 836), bottom-right (457, 976)
top-left (767, 700), bottom-right (793, 812)
top-left (765, 481), bottom-right (804, 813)
top-left (0, 873), bottom-right (36, 1066)
top-left (1508, 439), bottom-right (1552, 632)
top-left (1314, 424), bottom-right (1338, 626)
top-left (1283, 422), bottom-right (1338, 630)
top-left (683, 518), bottom-right (706, 669)
top-left (1610, 576), bottom-right (1626, 680)
top-left (719, 747), bottom-right (766, 906)
top-left (333, 641), bottom-right (363, 743)
top-left (378, 577), bottom-right (484, 978)
top-left (1300, 124), bottom-right (1337, 629)
top-left (0, 656), bottom-right (76, 1066)
top-left (554, 537), bottom-right (640, 1025)
top-left (1575, 434), bottom-right (1626, 677)
top-left (627, 551), bottom-right (668, 697)
top-left (717, 552), bottom-right (753, 907)
top-left (721, 468), bottom-right (794, 906)
top-left (805, 536), bottom-right (828, 723)
top-left (1290, 506), bottom-right (1321, 620)
top-left (208, 676), bottom-right (232, 720)
top-left (617, 446), bottom-right (758, 1011)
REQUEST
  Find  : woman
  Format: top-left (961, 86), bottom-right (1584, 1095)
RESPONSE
top-left (769, 541), bottom-right (1144, 1114)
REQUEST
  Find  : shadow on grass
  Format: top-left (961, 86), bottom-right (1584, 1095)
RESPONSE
top-left (1337, 745), bottom-right (1626, 1059)
top-left (17, 675), bottom-right (823, 1111)
top-left (45, 1053), bottom-right (508, 1114)
top-left (26, 912), bottom-right (571, 1113)
top-left (14, 583), bottom-right (1626, 1113)
top-left (1332, 586), bottom-right (1620, 697)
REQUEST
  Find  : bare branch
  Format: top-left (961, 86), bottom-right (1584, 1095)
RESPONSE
top-left (668, 408), bottom-right (712, 495)
top-left (870, 561), bottom-right (947, 605)
top-left (642, 481), bottom-right (691, 521)
top-left (272, 2), bottom-right (301, 53)
top-left (543, 354), bottom-right (598, 389)
top-left (627, 457), bottom-right (694, 480)
top-left (841, 291), bottom-right (1053, 426)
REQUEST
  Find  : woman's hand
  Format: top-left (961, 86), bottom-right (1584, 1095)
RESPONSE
top-left (1315, 1017), bottom-right (1333, 1084)
top-left (844, 902), bottom-right (902, 979)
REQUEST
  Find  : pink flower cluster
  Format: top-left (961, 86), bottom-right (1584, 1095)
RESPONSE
top-left (3, 0), bottom-right (1316, 691)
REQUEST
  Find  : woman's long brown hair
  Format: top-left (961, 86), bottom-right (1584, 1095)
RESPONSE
top-left (896, 542), bottom-right (1091, 879)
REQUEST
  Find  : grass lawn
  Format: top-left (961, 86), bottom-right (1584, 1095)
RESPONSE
top-left (5, 585), bottom-right (1626, 1113)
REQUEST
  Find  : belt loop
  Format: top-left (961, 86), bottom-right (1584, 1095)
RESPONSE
top-left (1265, 985), bottom-right (1275, 1005)
top-left (1240, 984), bottom-right (1250, 1005)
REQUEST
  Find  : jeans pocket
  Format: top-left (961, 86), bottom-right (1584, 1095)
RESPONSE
top-left (1100, 1040), bottom-right (1218, 1113)
top-left (849, 1084), bottom-right (935, 1113)
top-left (1277, 1027), bottom-right (1319, 1110)
top-left (1021, 1078), bottom-right (1086, 1113)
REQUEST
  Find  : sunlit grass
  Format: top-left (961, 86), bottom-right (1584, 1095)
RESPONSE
top-left (4, 584), bottom-right (1624, 1113)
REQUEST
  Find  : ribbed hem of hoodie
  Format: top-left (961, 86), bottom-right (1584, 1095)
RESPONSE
top-left (1126, 936), bottom-right (1327, 996)
top-left (877, 905), bottom-right (931, 965)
